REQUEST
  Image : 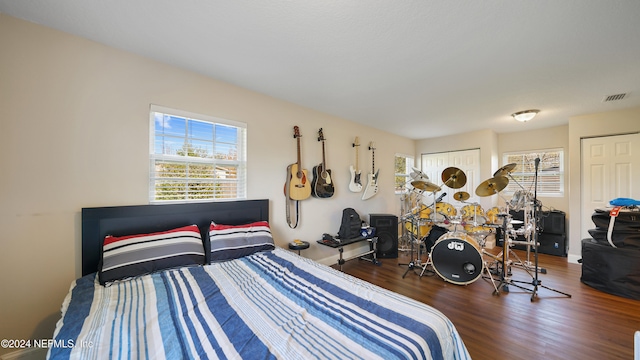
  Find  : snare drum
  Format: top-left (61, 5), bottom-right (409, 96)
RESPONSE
top-left (430, 232), bottom-right (483, 285)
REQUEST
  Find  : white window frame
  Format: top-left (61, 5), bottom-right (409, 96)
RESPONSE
top-left (149, 105), bottom-right (247, 203)
top-left (395, 153), bottom-right (415, 194)
top-left (502, 148), bottom-right (564, 197)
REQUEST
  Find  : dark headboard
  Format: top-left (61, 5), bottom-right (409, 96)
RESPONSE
top-left (81, 199), bottom-right (269, 276)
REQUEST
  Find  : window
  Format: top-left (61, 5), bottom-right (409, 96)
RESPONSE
top-left (149, 105), bottom-right (247, 202)
top-left (502, 148), bottom-right (564, 197)
top-left (395, 154), bottom-right (414, 193)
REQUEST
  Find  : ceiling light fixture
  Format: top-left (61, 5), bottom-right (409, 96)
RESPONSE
top-left (511, 109), bottom-right (540, 122)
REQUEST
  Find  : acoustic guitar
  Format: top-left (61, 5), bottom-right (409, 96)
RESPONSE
top-left (348, 136), bottom-right (363, 192)
top-left (362, 141), bottom-right (379, 200)
top-left (285, 126), bottom-right (312, 200)
top-left (311, 128), bottom-right (335, 198)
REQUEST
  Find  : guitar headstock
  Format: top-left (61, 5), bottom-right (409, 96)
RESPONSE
top-left (318, 128), bottom-right (325, 142)
top-left (353, 136), bottom-right (360, 147)
top-left (369, 141), bottom-right (376, 150)
top-left (293, 126), bottom-right (301, 138)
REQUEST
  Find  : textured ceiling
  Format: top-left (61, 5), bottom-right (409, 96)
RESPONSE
top-left (2, 0), bottom-right (639, 139)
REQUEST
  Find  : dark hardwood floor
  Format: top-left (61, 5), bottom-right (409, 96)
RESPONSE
top-left (334, 245), bottom-right (640, 359)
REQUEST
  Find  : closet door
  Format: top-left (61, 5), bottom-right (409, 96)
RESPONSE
top-left (421, 149), bottom-right (480, 209)
top-left (581, 133), bottom-right (640, 240)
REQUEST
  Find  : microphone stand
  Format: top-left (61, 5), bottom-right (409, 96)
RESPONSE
top-left (514, 157), bottom-right (572, 301)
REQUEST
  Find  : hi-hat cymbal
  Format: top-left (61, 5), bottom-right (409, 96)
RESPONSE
top-left (410, 167), bottom-right (429, 181)
top-left (441, 167), bottom-right (467, 189)
top-left (453, 191), bottom-right (470, 201)
top-left (411, 180), bottom-right (441, 192)
top-left (475, 176), bottom-right (509, 197)
top-left (493, 163), bottom-right (517, 177)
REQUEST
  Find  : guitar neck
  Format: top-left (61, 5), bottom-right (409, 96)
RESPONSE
top-left (296, 136), bottom-right (303, 178)
top-left (369, 142), bottom-right (376, 173)
top-left (321, 139), bottom-right (327, 170)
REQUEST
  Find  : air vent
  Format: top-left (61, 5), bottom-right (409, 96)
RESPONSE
top-left (602, 93), bottom-right (628, 102)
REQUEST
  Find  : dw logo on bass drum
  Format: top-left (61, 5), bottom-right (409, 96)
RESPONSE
top-left (447, 241), bottom-right (465, 251)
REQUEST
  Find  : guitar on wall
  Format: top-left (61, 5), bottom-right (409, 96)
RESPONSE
top-left (348, 137), bottom-right (363, 193)
top-left (285, 126), bottom-right (311, 201)
top-left (362, 141), bottom-right (379, 200)
top-left (311, 128), bottom-right (335, 198)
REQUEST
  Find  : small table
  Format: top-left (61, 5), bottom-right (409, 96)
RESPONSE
top-left (317, 236), bottom-right (381, 271)
top-left (288, 241), bottom-right (310, 255)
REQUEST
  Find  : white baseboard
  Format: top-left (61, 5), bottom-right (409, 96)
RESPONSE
top-left (0, 347), bottom-right (48, 360)
top-left (567, 253), bottom-right (581, 264)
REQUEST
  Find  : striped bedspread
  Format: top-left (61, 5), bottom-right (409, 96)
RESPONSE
top-left (49, 248), bottom-right (469, 360)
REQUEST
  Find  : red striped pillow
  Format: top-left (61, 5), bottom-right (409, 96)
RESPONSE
top-left (99, 224), bottom-right (205, 285)
top-left (209, 221), bottom-right (275, 262)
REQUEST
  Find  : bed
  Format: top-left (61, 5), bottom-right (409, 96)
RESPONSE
top-left (49, 199), bottom-right (470, 359)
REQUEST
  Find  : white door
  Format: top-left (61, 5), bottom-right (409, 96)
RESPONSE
top-left (421, 149), bottom-right (481, 212)
top-left (581, 133), bottom-right (640, 240)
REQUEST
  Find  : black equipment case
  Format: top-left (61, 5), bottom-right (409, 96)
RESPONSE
top-left (588, 208), bottom-right (640, 248)
top-left (580, 238), bottom-right (640, 300)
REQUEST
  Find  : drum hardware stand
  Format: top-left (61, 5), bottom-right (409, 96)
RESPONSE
top-left (497, 192), bottom-right (546, 275)
top-left (399, 209), bottom-right (427, 278)
top-left (487, 159), bottom-right (571, 300)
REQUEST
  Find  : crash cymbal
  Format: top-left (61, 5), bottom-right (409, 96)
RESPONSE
top-left (475, 176), bottom-right (509, 197)
top-left (493, 163), bottom-right (517, 177)
top-left (411, 180), bottom-right (442, 192)
top-left (441, 167), bottom-right (467, 189)
top-left (410, 167), bottom-right (429, 181)
top-left (453, 191), bottom-right (470, 201)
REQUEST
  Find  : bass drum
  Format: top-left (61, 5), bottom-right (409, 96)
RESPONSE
top-left (430, 232), bottom-right (483, 285)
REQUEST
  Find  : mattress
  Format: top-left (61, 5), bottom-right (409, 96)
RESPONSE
top-left (49, 248), bottom-right (469, 359)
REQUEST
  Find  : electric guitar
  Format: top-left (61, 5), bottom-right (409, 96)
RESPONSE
top-left (285, 126), bottom-right (311, 200)
top-left (362, 141), bottom-right (379, 200)
top-left (311, 128), bottom-right (335, 198)
top-left (348, 137), bottom-right (363, 192)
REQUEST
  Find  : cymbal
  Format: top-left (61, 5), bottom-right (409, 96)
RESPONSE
top-left (410, 167), bottom-right (429, 181)
top-left (411, 180), bottom-right (441, 192)
top-left (441, 167), bottom-right (467, 189)
top-left (475, 176), bottom-right (509, 197)
top-left (493, 163), bottom-right (517, 177)
top-left (453, 191), bottom-right (470, 201)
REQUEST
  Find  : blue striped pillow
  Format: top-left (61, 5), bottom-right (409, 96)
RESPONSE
top-left (209, 221), bottom-right (275, 262)
top-left (99, 224), bottom-right (205, 285)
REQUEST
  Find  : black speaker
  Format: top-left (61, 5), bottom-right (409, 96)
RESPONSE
top-left (370, 214), bottom-right (398, 258)
top-left (540, 210), bottom-right (566, 235)
top-left (538, 233), bottom-right (568, 256)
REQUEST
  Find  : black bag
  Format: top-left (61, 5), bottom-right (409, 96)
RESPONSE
top-left (338, 208), bottom-right (362, 240)
top-left (589, 208), bottom-right (640, 248)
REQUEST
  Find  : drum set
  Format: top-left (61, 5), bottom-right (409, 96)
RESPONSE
top-left (399, 163), bottom-right (571, 299)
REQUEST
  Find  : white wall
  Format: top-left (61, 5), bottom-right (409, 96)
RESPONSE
top-left (0, 15), bottom-right (414, 354)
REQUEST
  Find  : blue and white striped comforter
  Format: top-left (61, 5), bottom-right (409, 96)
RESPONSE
top-left (49, 248), bottom-right (470, 359)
